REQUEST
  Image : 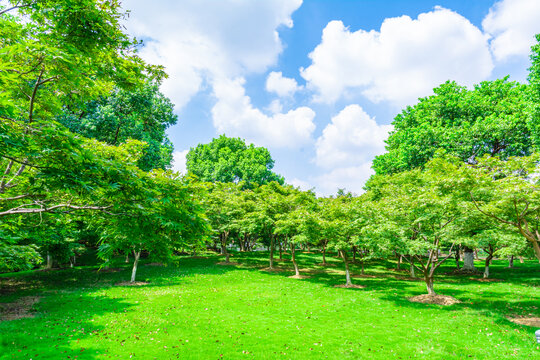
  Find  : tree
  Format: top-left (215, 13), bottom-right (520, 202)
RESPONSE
top-left (58, 80), bottom-right (177, 171)
top-left (368, 156), bottom-right (465, 295)
top-left (468, 153), bottom-right (540, 262)
top-left (186, 135), bottom-right (284, 187)
top-left (98, 170), bottom-right (208, 282)
top-left (373, 79), bottom-right (531, 175)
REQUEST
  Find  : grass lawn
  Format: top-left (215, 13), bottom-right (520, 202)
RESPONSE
top-left (0, 252), bottom-right (539, 359)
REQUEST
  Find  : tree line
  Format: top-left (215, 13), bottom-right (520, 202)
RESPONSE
top-left (1, 1), bottom-right (539, 297)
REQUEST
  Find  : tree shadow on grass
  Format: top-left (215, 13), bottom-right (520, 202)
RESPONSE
top-left (0, 292), bottom-right (135, 360)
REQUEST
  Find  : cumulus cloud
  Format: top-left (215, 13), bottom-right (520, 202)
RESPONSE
top-left (301, 7), bottom-right (493, 106)
top-left (266, 71), bottom-right (303, 97)
top-left (315, 105), bottom-right (392, 168)
top-left (123, 0), bottom-right (302, 109)
top-left (172, 149), bottom-right (189, 174)
top-left (212, 77), bottom-right (316, 148)
top-left (313, 105), bottom-right (392, 195)
top-left (483, 0), bottom-right (540, 61)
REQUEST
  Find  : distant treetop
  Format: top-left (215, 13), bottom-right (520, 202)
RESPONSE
top-left (186, 135), bottom-right (284, 187)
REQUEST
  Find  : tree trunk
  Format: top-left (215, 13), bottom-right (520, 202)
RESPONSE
top-left (410, 261), bottom-right (415, 278)
top-left (455, 248), bottom-right (461, 269)
top-left (340, 250), bottom-right (352, 286)
top-left (483, 257), bottom-right (491, 278)
top-left (269, 235), bottom-right (275, 269)
top-left (125, 253), bottom-right (129, 263)
top-left (220, 234), bottom-right (226, 255)
top-left (532, 240), bottom-right (540, 262)
top-left (322, 242), bottom-right (327, 265)
top-left (425, 274), bottom-right (435, 295)
top-left (508, 255), bottom-right (514, 268)
top-left (395, 252), bottom-right (401, 270)
top-left (462, 247), bottom-right (476, 271)
top-left (519, 256), bottom-right (524, 263)
top-left (46, 252), bottom-right (52, 269)
top-left (131, 250), bottom-right (141, 283)
top-left (291, 244), bottom-right (299, 276)
top-left (279, 240), bottom-right (283, 260)
top-left (474, 249), bottom-right (479, 260)
top-left (360, 259), bottom-right (365, 275)
top-left (352, 246), bottom-right (357, 263)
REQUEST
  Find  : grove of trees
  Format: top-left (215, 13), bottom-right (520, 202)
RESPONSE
top-left (1, 0), bottom-right (539, 300)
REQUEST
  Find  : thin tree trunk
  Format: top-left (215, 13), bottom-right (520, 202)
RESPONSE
top-left (291, 244), bottom-right (299, 276)
top-left (352, 246), bottom-right (357, 263)
top-left (519, 256), bottom-right (524, 263)
top-left (269, 235), bottom-right (275, 269)
top-left (340, 250), bottom-right (352, 286)
top-left (131, 250), bottom-right (141, 283)
top-left (508, 255), bottom-right (514, 268)
top-left (322, 241), bottom-right (327, 265)
top-left (425, 274), bottom-right (435, 295)
top-left (395, 252), bottom-right (401, 270)
top-left (484, 247), bottom-right (493, 279)
top-left (222, 232), bottom-right (230, 263)
top-left (125, 253), bottom-right (129, 263)
top-left (455, 248), bottom-right (461, 269)
top-left (410, 258), bottom-right (415, 278)
top-left (361, 259), bottom-right (365, 275)
top-left (46, 252), bottom-right (52, 269)
top-left (279, 240), bottom-right (283, 260)
top-left (474, 249), bottom-right (479, 260)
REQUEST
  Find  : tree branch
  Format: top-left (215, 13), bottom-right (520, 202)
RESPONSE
top-left (0, 203), bottom-right (112, 216)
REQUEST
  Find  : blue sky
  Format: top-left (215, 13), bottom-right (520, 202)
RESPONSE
top-left (123, 0), bottom-right (539, 195)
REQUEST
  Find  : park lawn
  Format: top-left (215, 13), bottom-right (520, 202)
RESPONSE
top-left (0, 252), bottom-right (539, 359)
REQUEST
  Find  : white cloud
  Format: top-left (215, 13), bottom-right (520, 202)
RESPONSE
top-left (124, 0), bottom-right (303, 109)
top-left (288, 178), bottom-right (313, 191)
top-left (483, 0), bottom-right (540, 61)
top-left (211, 77), bottom-right (316, 148)
top-left (172, 150), bottom-right (189, 174)
top-left (301, 7), bottom-right (493, 107)
top-left (314, 164), bottom-right (373, 196)
top-left (313, 105), bottom-right (391, 195)
top-left (266, 71), bottom-right (303, 97)
top-left (315, 105), bottom-right (392, 168)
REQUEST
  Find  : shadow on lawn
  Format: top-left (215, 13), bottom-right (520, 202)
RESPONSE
top-left (0, 292), bottom-right (134, 359)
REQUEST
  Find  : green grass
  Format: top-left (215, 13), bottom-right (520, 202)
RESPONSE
top-left (0, 252), bottom-right (539, 359)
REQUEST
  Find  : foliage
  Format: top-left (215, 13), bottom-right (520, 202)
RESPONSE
top-left (373, 79), bottom-right (531, 175)
top-left (186, 135), bottom-right (284, 187)
top-left (58, 80), bottom-right (177, 171)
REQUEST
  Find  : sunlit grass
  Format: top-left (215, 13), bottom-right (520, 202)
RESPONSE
top-left (0, 252), bottom-right (538, 359)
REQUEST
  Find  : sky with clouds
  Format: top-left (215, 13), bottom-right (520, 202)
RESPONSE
top-left (123, 0), bottom-right (540, 195)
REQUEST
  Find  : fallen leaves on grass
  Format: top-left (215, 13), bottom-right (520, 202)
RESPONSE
top-left (115, 281), bottom-right (149, 286)
top-left (408, 294), bottom-right (461, 306)
top-left (288, 275), bottom-right (310, 279)
top-left (508, 316), bottom-right (540, 327)
top-left (0, 296), bottom-right (41, 321)
top-left (470, 278), bottom-right (504, 282)
top-left (334, 284), bottom-right (365, 289)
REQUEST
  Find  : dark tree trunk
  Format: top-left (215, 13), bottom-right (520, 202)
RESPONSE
top-left (425, 273), bottom-right (435, 295)
top-left (455, 247), bottom-right (460, 269)
top-left (395, 252), bottom-right (401, 270)
top-left (46, 252), bottom-right (53, 269)
top-left (221, 232), bottom-right (230, 263)
top-left (279, 240), bottom-right (283, 260)
top-left (508, 255), bottom-right (514, 268)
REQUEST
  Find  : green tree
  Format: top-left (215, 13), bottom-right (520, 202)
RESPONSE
top-left (186, 135), bottom-right (284, 187)
top-left (373, 79), bottom-right (531, 175)
top-left (58, 80), bottom-right (177, 171)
